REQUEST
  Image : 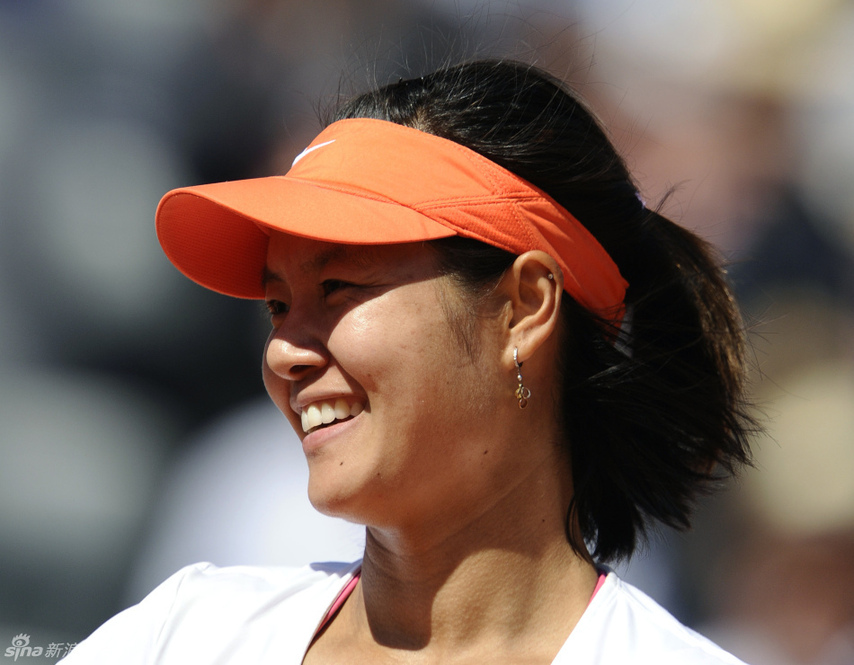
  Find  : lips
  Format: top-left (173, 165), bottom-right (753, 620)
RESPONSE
top-left (300, 398), bottom-right (364, 434)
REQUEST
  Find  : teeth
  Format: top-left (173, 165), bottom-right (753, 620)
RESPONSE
top-left (300, 399), bottom-right (364, 433)
top-left (334, 399), bottom-right (350, 419)
top-left (305, 404), bottom-right (323, 431)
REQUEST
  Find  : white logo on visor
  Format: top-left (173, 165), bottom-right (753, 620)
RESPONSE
top-left (292, 139), bottom-right (336, 166)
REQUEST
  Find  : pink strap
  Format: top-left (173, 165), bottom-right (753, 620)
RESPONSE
top-left (588, 572), bottom-right (608, 606)
top-left (317, 573), bottom-right (360, 633)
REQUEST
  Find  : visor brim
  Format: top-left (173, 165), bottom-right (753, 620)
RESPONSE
top-left (156, 177), bottom-right (457, 298)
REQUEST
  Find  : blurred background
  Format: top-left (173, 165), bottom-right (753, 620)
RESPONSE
top-left (1, 1), bottom-right (853, 663)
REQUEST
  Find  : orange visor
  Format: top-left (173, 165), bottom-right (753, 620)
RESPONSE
top-left (156, 118), bottom-right (628, 319)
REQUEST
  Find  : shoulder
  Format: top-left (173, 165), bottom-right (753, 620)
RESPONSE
top-left (557, 572), bottom-right (749, 665)
top-left (130, 559), bottom-right (360, 625)
top-left (62, 560), bottom-right (360, 665)
top-left (153, 559), bottom-right (358, 606)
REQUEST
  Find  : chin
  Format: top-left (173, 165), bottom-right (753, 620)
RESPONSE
top-left (309, 484), bottom-right (398, 533)
top-left (307, 479), bottom-right (364, 521)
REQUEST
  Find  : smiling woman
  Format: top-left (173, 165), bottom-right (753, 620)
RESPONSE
top-left (63, 60), bottom-right (755, 665)
top-left (261, 237), bottom-right (516, 529)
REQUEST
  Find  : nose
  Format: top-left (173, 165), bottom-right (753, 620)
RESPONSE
top-left (264, 331), bottom-right (327, 382)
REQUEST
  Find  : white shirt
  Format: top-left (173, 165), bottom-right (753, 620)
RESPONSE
top-left (62, 561), bottom-right (748, 664)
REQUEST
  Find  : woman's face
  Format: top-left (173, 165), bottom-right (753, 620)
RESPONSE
top-left (262, 233), bottom-right (526, 530)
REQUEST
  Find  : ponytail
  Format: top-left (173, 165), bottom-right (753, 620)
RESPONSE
top-left (564, 207), bottom-right (753, 560)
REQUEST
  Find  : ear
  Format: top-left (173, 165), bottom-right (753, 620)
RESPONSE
top-left (498, 250), bottom-right (564, 364)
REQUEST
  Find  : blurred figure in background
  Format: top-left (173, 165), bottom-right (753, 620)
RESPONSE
top-left (124, 397), bottom-right (365, 604)
top-left (696, 298), bottom-right (854, 665)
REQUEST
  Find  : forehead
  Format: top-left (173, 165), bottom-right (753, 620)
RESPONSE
top-left (262, 233), bottom-right (437, 283)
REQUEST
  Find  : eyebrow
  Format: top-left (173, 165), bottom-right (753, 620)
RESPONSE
top-left (261, 266), bottom-right (282, 286)
top-left (261, 244), bottom-right (385, 286)
top-left (300, 245), bottom-right (350, 274)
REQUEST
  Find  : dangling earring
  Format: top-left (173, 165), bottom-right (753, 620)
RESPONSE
top-left (514, 347), bottom-right (531, 409)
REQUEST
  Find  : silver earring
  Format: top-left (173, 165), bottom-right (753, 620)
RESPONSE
top-left (514, 347), bottom-right (531, 409)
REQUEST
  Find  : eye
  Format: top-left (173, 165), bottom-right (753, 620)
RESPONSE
top-left (265, 299), bottom-right (290, 317)
top-left (321, 279), bottom-right (352, 297)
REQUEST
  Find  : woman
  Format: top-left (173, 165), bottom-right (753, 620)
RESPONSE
top-left (64, 60), bottom-right (754, 664)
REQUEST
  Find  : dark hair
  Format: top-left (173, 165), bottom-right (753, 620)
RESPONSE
top-left (332, 60), bottom-right (754, 562)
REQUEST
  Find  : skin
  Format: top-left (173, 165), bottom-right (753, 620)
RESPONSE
top-left (262, 232), bottom-right (598, 664)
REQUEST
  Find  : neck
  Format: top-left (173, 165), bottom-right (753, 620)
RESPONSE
top-left (342, 453), bottom-right (598, 659)
top-left (358, 532), bottom-right (596, 651)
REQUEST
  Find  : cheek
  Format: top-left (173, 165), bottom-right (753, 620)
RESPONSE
top-left (329, 301), bottom-right (422, 391)
top-left (370, 322), bottom-right (471, 419)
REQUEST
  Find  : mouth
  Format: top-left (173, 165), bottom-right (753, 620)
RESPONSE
top-left (300, 398), bottom-right (364, 435)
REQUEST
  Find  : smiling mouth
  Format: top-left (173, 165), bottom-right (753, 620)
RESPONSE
top-left (300, 399), bottom-right (364, 434)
